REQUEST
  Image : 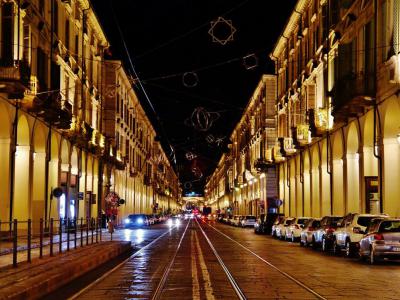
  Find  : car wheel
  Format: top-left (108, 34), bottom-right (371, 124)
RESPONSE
top-left (333, 239), bottom-right (340, 256)
top-left (322, 237), bottom-right (328, 252)
top-left (369, 247), bottom-right (377, 265)
top-left (312, 236), bottom-right (318, 250)
top-left (299, 237), bottom-right (304, 247)
top-left (345, 240), bottom-right (352, 258)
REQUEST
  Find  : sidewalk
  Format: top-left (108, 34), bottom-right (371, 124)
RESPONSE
top-left (0, 240), bottom-right (132, 300)
top-left (0, 228), bottom-right (119, 268)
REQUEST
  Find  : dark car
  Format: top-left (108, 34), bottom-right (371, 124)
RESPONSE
top-left (254, 213), bottom-right (284, 234)
top-left (124, 214), bottom-right (149, 228)
top-left (312, 215), bottom-right (343, 251)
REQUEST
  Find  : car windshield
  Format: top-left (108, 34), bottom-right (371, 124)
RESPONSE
top-left (357, 216), bottom-right (378, 227)
top-left (128, 215), bottom-right (146, 221)
top-left (379, 221), bottom-right (400, 233)
top-left (297, 218), bottom-right (309, 225)
top-left (285, 219), bottom-right (295, 225)
top-left (246, 216), bottom-right (256, 220)
top-left (326, 217), bottom-right (342, 226)
top-left (312, 220), bottom-right (321, 227)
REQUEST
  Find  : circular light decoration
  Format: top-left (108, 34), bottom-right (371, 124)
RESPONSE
top-left (182, 72), bottom-right (199, 88)
top-left (205, 134), bottom-right (215, 144)
top-left (184, 181), bottom-right (192, 189)
top-left (192, 167), bottom-right (203, 179)
top-left (208, 16), bottom-right (237, 45)
top-left (185, 107), bottom-right (220, 132)
top-left (243, 53), bottom-right (259, 70)
top-left (185, 151), bottom-right (197, 161)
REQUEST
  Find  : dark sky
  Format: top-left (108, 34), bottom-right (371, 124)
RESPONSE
top-left (91, 0), bottom-right (296, 195)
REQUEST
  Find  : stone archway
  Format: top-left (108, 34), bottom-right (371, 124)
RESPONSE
top-left (303, 150), bottom-right (311, 216)
top-left (0, 102), bottom-right (11, 223)
top-left (381, 99), bottom-right (400, 216)
top-left (311, 145), bottom-right (320, 217)
top-left (362, 110), bottom-right (380, 213)
top-left (14, 115), bottom-right (30, 221)
top-left (320, 139), bottom-right (331, 216)
top-left (332, 130), bottom-right (345, 214)
top-left (346, 122), bottom-right (360, 213)
top-left (32, 123), bottom-right (47, 228)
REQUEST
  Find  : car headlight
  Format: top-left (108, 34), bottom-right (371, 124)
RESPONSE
top-left (137, 218), bottom-right (144, 224)
top-left (125, 219), bottom-right (130, 224)
top-left (167, 219), bottom-right (173, 226)
top-left (175, 219), bottom-right (181, 225)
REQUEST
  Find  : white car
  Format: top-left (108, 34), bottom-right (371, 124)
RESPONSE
top-left (240, 215), bottom-right (256, 227)
top-left (333, 213), bottom-right (388, 257)
top-left (285, 217), bottom-right (311, 242)
top-left (300, 218), bottom-right (322, 247)
top-left (232, 215), bottom-right (242, 226)
top-left (271, 216), bottom-right (285, 237)
top-left (275, 217), bottom-right (295, 240)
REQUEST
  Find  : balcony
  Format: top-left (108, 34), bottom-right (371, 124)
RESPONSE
top-left (332, 72), bottom-right (375, 122)
top-left (254, 158), bottom-right (272, 172)
top-left (277, 137), bottom-right (296, 157)
top-left (308, 108), bottom-right (329, 137)
top-left (292, 124), bottom-right (311, 147)
top-left (0, 60), bottom-right (31, 99)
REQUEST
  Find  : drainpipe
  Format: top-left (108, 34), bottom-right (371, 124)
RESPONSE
top-left (9, 103), bottom-right (19, 227)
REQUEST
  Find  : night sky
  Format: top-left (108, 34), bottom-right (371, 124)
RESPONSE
top-left (91, 0), bottom-right (296, 195)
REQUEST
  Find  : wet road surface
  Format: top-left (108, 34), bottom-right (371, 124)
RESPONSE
top-left (65, 218), bottom-right (399, 300)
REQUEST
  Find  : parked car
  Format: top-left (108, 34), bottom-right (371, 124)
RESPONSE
top-left (232, 215), bottom-right (242, 226)
top-left (333, 213), bottom-right (388, 257)
top-left (359, 218), bottom-right (400, 264)
top-left (300, 218), bottom-right (321, 247)
top-left (285, 217), bottom-right (311, 242)
top-left (275, 217), bottom-right (296, 240)
top-left (254, 213), bottom-right (284, 234)
top-left (271, 216), bottom-right (286, 237)
top-left (312, 215), bottom-right (343, 251)
top-left (124, 214), bottom-right (149, 228)
top-left (227, 215), bottom-right (235, 225)
top-left (240, 215), bottom-right (256, 227)
top-left (147, 215), bottom-right (155, 225)
top-left (217, 214), bottom-right (226, 222)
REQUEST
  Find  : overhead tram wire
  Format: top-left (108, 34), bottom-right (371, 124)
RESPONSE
top-left (110, 2), bottom-right (177, 164)
top-left (134, 0), bottom-right (251, 60)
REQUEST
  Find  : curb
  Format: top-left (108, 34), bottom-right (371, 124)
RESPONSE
top-left (0, 241), bottom-right (132, 300)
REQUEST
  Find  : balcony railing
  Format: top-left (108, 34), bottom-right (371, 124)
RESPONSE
top-left (332, 71), bottom-right (375, 119)
top-left (0, 60), bottom-right (31, 98)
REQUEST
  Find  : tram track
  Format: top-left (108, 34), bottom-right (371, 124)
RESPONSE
top-left (199, 220), bottom-right (327, 300)
top-left (68, 223), bottom-right (185, 300)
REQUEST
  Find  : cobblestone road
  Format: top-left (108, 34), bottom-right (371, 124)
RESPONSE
top-left (69, 218), bottom-right (400, 300)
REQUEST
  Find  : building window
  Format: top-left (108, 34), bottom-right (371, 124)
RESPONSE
top-left (65, 19), bottom-right (70, 50)
top-left (39, 0), bottom-right (45, 15)
top-left (1, 3), bottom-right (14, 66)
top-left (54, 1), bottom-right (59, 37)
top-left (23, 25), bottom-right (31, 63)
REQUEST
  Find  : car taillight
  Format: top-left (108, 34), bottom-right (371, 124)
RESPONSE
top-left (308, 227), bottom-right (314, 231)
top-left (374, 233), bottom-right (384, 241)
top-left (295, 225), bottom-right (300, 229)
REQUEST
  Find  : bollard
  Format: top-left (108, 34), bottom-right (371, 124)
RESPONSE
top-left (80, 218), bottom-right (84, 247)
top-left (91, 218), bottom-right (94, 244)
top-left (39, 218), bottom-right (43, 258)
top-left (67, 218), bottom-right (70, 251)
top-left (27, 219), bottom-right (31, 263)
top-left (12, 219), bottom-right (17, 267)
top-left (100, 218), bottom-right (103, 242)
top-left (59, 218), bottom-right (62, 254)
top-left (86, 218), bottom-right (89, 246)
top-left (95, 218), bottom-right (98, 243)
top-left (50, 218), bottom-right (54, 257)
top-left (74, 218), bottom-right (77, 249)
